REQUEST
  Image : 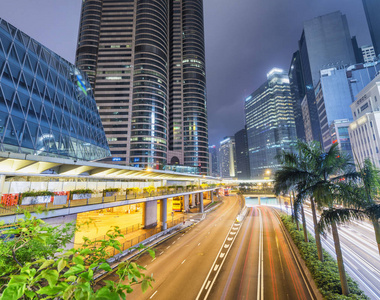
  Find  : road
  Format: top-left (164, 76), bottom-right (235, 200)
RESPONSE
top-left (303, 207), bottom-right (380, 300)
top-left (103, 196), bottom-right (315, 300)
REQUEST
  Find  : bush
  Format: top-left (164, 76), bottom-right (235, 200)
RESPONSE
top-left (21, 190), bottom-right (55, 199)
top-left (103, 188), bottom-right (120, 193)
top-left (281, 215), bottom-right (369, 300)
top-left (71, 189), bottom-right (93, 195)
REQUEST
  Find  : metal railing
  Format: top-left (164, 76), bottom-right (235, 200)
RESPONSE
top-left (0, 187), bottom-right (217, 217)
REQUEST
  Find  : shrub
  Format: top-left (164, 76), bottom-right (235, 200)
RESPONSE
top-left (21, 190), bottom-right (55, 199)
top-left (103, 188), bottom-right (120, 193)
top-left (281, 215), bottom-right (369, 300)
top-left (71, 189), bottom-right (93, 195)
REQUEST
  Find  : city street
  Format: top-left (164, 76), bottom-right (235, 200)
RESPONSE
top-left (303, 208), bottom-right (380, 300)
top-left (105, 197), bottom-right (315, 300)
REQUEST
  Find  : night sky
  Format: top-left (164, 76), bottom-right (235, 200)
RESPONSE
top-left (0, 0), bottom-right (371, 146)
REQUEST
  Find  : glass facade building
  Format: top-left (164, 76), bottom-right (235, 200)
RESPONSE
top-left (245, 68), bottom-right (297, 179)
top-left (362, 0), bottom-right (380, 57)
top-left (0, 18), bottom-right (110, 160)
top-left (219, 136), bottom-right (236, 179)
top-left (234, 128), bottom-right (251, 180)
top-left (76, 0), bottom-right (208, 174)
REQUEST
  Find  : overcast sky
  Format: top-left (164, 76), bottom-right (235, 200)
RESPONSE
top-left (0, 0), bottom-right (371, 146)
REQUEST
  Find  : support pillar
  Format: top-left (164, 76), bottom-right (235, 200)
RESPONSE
top-left (143, 200), bottom-right (158, 229)
top-left (211, 191), bottom-right (214, 203)
top-left (0, 175), bottom-right (5, 199)
top-left (184, 194), bottom-right (189, 211)
top-left (160, 198), bottom-right (168, 230)
top-left (258, 196), bottom-right (261, 205)
top-left (199, 192), bottom-right (204, 213)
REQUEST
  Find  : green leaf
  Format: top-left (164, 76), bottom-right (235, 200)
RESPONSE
top-left (42, 269), bottom-right (59, 287)
top-left (38, 259), bottom-right (55, 271)
top-left (99, 263), bottom-right (112, 272)
top-left (73, 255), bottom-right (84, 266)
top-left (79, 269), bottom-right (93, 281)
top-left (58, 259), bottom-right (67, 273)
top-left (36, 285), bottom-right (64, 296)
top-left (63, 265), bottom-right (85, 277)
top-left (80, 248), bottom-right (92, 256)
top-left (0, 284), bottom-right (25, 300)
top-left (8, 275), bottom-right (28, 284)
top-left (147, 249), bottom-right (155, 259)
top-left (141, 279), bottom-right (149, 293)
top-left (95, 287), bottom-right (121, 300)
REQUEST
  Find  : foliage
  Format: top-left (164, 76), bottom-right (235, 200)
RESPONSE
top-left (103, 188), bottom-right (120, 193)
top-left (0, 212), bottom-right (155, 299)
top-left (281, 215), bottom-right (368, 300)
top-left (126, 187), bottom-right (141, 194)
top-left (21, 190), bottom-right (55, 199)
top-left (70, 189), bottom-right (93, 195)
top-left (186, 185), bottom-right (197, 189)
top-left (200, 183), bottom-right (208, 189)
top-left (143, 186), bottom-right (156, 195)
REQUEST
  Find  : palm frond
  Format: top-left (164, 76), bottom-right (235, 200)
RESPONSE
top-left (318, 207), bottom-right (366, 233)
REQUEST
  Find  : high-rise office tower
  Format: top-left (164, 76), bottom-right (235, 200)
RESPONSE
top-left (219, 137), bottom-right (236, 179)
top-left (362, 0), bottom-right (380, 57)
top-left (298, 11), bottom-right (357, 142)
top-left (362, 45), bottom-right (377, 63)
top-left (208, 145), bottom-right (219, 177)
top-left (234, 128), bottom-right (251, 180)
top-left (75, 0), bottom-right (208, 174)
top-left (288, 51), bottom-right (306, 140)
top-left (245, 68), bottom-right (297, 179)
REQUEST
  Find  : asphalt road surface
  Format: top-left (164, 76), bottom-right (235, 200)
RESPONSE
top-left (104, 197), bottom-right (315, 300)
top-left (303, 207), bottom-right (380, 300)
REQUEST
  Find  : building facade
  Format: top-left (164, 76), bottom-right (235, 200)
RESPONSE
top-left (75, 0), bottom-right (208, 174)
top-left (245, 68), bottom-right (297, 179)
top-left (362, 0), bottom-right (380, 57)
top-left (362, 45), bottom-right (377, 63)
top-left (0, 18), bottom-right (110, 160)
top-left (219, 137), bottom-right (236, 179)
top-left (298, 11), bottom-right (357, 143)
top-left (330, 119), bottom-right (353, 160)
top-left (208, 145), bottom-right (219, 177)
top-left (349, 73), bottom-right (380, 168)
top-left (288, 51), bottom-right (306, 140)
top-left (316, 62), bottom-right (380, 151)
top-left (234, 128), bottom-right (251, 180)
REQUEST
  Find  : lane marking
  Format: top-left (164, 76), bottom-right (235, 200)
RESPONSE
top-left (166, 246), bottom-right (170, 249)
top-left (151, 258), bottom-right (156, 262)
top-left (172, 241), bottom-right (176, 244)
top-left (205, 281), bottom-right (211, 290)
top-left (181, 259), bottom-right (186, 264)
top-left (198, 243), bottom-right (201, 246)
top-left (220, 253), bottom-right (225, 258)
top-left (214, 264), bottom-right (219, 271)
top-left (160, 251), bottom-right (164, 255)
top-left (150, 291), bottom-right (157, 299)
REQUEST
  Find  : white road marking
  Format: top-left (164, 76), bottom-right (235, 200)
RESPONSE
top-left (166, 246), bottom-right (170, 249)
top-left (177, 237), bottom-right (180, 240)
top-left (181, 259), bottom-right (186, 264)
top-left (213, 264), bottom-right (219, 271)
top-left (205, 281), bottom-right (211, 290)
top-left (150, 291), bottom-right (158, 299)
top-left (172, 241), bottom-right (176, 244)
top-left (151, 258), bottom-right (156, 262)
top-left (144, 265), bottom-right (147, 268)
top-left (160, 251), bottom-right (164, 255)
top-left (182, 234), bottom-right (185, 236)
top-left (224, 244), bottom-right (230, 248)
top-left (198, 243), bottom-right (201, 246)
top-left (227, 237), bottom-right (233, 241)
top-left (220, 253), bottom-right (225, 258)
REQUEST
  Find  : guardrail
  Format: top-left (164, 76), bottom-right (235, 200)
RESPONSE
top-left (0, 188), bottom-right (217, 217)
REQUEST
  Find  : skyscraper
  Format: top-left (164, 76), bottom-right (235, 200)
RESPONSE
top-left (245, 68), bottom-right (297, 179)
top-left (234, 128), bottom-right (251, 180)
top-left (362, 0), bottom-right (380, 57)
top-left (219, 137), bottom-right (236, 179)
top-left (298, 11), bottom-right (357, 142)
top-left (75, 0), bottom-right (208, 174)
top-left (208, 145), bottom-right (219, 177)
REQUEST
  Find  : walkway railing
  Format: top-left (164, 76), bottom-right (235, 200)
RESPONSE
top-left (0, 187), bottom-right (215, 217)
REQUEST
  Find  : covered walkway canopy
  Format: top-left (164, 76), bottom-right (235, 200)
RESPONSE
top-left (0, 152), bottom-right (219, 182)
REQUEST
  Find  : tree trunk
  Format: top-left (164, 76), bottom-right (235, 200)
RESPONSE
top-left (310, 197), bottom-right (324, 261)
top-left (331, 221), bottom-right (349, 296)
top-left (301, 204), bottom-right (308, 243)
top-left (290, 191), bottom-right (295, 223)
top-left (371, 218), bottom-right (380, 255)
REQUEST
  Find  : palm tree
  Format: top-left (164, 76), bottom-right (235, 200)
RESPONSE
top-left (274, 143), bottom-right (311, 243)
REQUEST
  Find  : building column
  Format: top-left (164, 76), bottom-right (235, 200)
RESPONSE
top-left (184, 194), bottom-right (189, 211)
top-left (0, 175), bottom-right (5, 199)
top-left (199, 192), bottom-right (204, 213)
top-left (160, 198), bottom-right (168, 230)
top-left (258, 196), bottom-right (261, 205)
top-left (143, 200), bottom-right (158, 229)
top-left (211, 191), bottom-right (214, 203)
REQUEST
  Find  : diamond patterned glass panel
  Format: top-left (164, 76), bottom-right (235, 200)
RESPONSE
top-left (0, 18), bottom-right (110, 160)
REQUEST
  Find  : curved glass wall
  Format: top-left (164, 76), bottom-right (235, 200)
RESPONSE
top-left (182, 0), bottom-right (208, 174)
top-left (75, 0), bottom-right (102, 87)
top-left (0, 18), bottom-right (110, 161)
top-left (130, 0), bottom-right (169, 169)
